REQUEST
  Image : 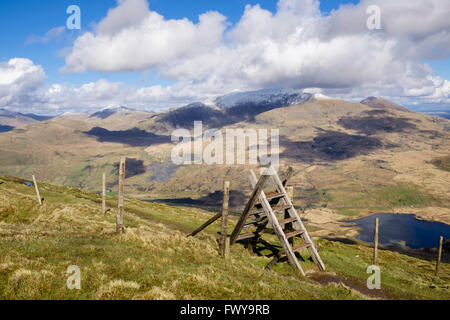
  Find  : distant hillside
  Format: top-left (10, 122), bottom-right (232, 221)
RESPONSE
top-left (0, 108), bottom-right (53, 131)
top-left (425, 111), bottom-right (450, 120)
top-left (90, 106), bottom-right (140, 119)
top-left (0, 92), bottom-right (449, 215)
top-left (360, 97), bottom-right (410, 112)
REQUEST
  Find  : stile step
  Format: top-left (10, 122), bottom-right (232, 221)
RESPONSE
top-left (279, 243), bottom-right (312, 259)
top-left (272, 205), bottom-right (292, 213)
top-left (292, 243), bottom-right (311, 252)
top-left (243, 217), bottom-right (268, 229)
top-left (249, 209), bottom-right (267, 217)
top-left (255, 193), bottom-right (285, 206)
top-left (237, 232), bottom-right (259, 241)
top-left (279, 217), bottom-right (297, 226)
top-left (285, 229), bottom-right (305, 239)
top-left (266, 193), bottom-right (285, 201)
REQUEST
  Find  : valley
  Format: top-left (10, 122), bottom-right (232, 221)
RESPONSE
top-left (0, 92), bottom-right (448, 233)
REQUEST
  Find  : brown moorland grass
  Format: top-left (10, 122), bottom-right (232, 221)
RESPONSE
top-left (0, 175), bottom-right (448, 300)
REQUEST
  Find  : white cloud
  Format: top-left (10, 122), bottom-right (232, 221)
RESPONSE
top-left (25, 26), bottom-right (66, 45)
top-left (3, 0), bottom-right (450, 114)
top-left (1, 75), bottom-right (208, 114)
top-left (63, 0), bottom-right (227, 73)
top-left (37, 79), bottom-right (205, 113)
top-left (58, 0), bottom-right (450, 107)
top-left (96, 0), bottom-right (150, 34)
top-left (0, 58), bottom-right (46, 108)
top-left (0, 58), bottom-right (221, 114)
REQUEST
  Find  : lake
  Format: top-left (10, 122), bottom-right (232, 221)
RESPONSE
top-left (347, 213), bottom-right (450, 249)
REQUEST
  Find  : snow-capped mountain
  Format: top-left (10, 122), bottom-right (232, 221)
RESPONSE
top-left (211, 88), bottom-right (313, 110)
top-left (155, 89), bottom-right (317, 129)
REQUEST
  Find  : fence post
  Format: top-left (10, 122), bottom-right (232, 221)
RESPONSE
top-left (102, 172), bottom-right (106, 214)
top-left (116, 158), bottom-right (125, 234)
top-left (32, 175), bottom-right (42, 205)
top-left (224, 236), bottom-right (230, 258)
top-left (435, 236), bottom-right (443, 277)
top-left (220, 181), bottom-right (230, 258)
top-left (285, 186), bottom-right (294, 246)
top-left (373, 218), bottom-right (379, 265)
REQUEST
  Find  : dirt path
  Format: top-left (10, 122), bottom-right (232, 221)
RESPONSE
top-left (307, 271), bottom-right (401, 300)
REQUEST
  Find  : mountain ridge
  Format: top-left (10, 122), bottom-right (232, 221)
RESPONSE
top-left (0, 108), bottom-right (54, 132)
top-left (360, 96), bottom-right (410, 112)
top-left (0, 93), bottom-right (448, 219)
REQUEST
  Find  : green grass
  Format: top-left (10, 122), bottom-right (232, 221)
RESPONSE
top-left (327, 183), bottom-right (435, 208)
top-left (0, 175), bottom-right (448, 300)
top-left (375, 185), bottom-right (433, 207)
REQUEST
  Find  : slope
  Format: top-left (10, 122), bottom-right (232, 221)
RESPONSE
top-left (0, 175), bottom-right (448, 300)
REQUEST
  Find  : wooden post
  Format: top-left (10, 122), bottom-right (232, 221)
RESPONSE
top-left (102, 172), bottom-right (106, 214)
top-left (286, 186), bottom-right (294, 202)
top-left (285, 186), bottom-right (294, 246)
top-left (435, 236), bottom-right (443, 277)
top-left (282, 167), bottom-right (294, 186)
top-left (116, 158), bottom-right (125, 234)
top-left (373, 218), bottom-right (379, 265)
top-left (220, 181), bottom-right (230, 257)
top-left (224, 236), bottom-right (230, 258)
top-left (32, 175), bottom-right (42, 205)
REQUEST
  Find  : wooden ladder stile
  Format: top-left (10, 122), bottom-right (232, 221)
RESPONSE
top-left (248, 168), bottom-right (306, 276)
top-left (230, 166), bottom-right (326, 275)
top-left (270, 169), bottom-right (326, 271)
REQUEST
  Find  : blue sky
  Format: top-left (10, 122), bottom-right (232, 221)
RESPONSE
top-left (0, 0), bottom-right (449, 114)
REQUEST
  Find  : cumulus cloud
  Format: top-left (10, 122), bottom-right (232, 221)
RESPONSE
top-left (63, 0), bottom-right (227, 73)
top-left (0, 59), bottom-right (221, 114)
top-left (0, 58), bottom-right (46, 108)
top-left (33, 79), bottom-right (202, 114)
top-left (0, 74), bottom-right (208, 115)
top-left (25, 26), bottom-right (66, 45)
top-left (58, 0), bottom-right (450, 107)
top-left (3, 0), bottom-right (450, 114)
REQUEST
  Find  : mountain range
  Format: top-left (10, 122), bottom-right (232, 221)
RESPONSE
top-left (0, 89), bottom-right (449, 222)
top-left (0, 108), bottom-right (53, 132)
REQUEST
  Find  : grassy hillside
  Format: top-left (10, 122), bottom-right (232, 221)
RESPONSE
top-left (0, 175), bottom-right (448, 300)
